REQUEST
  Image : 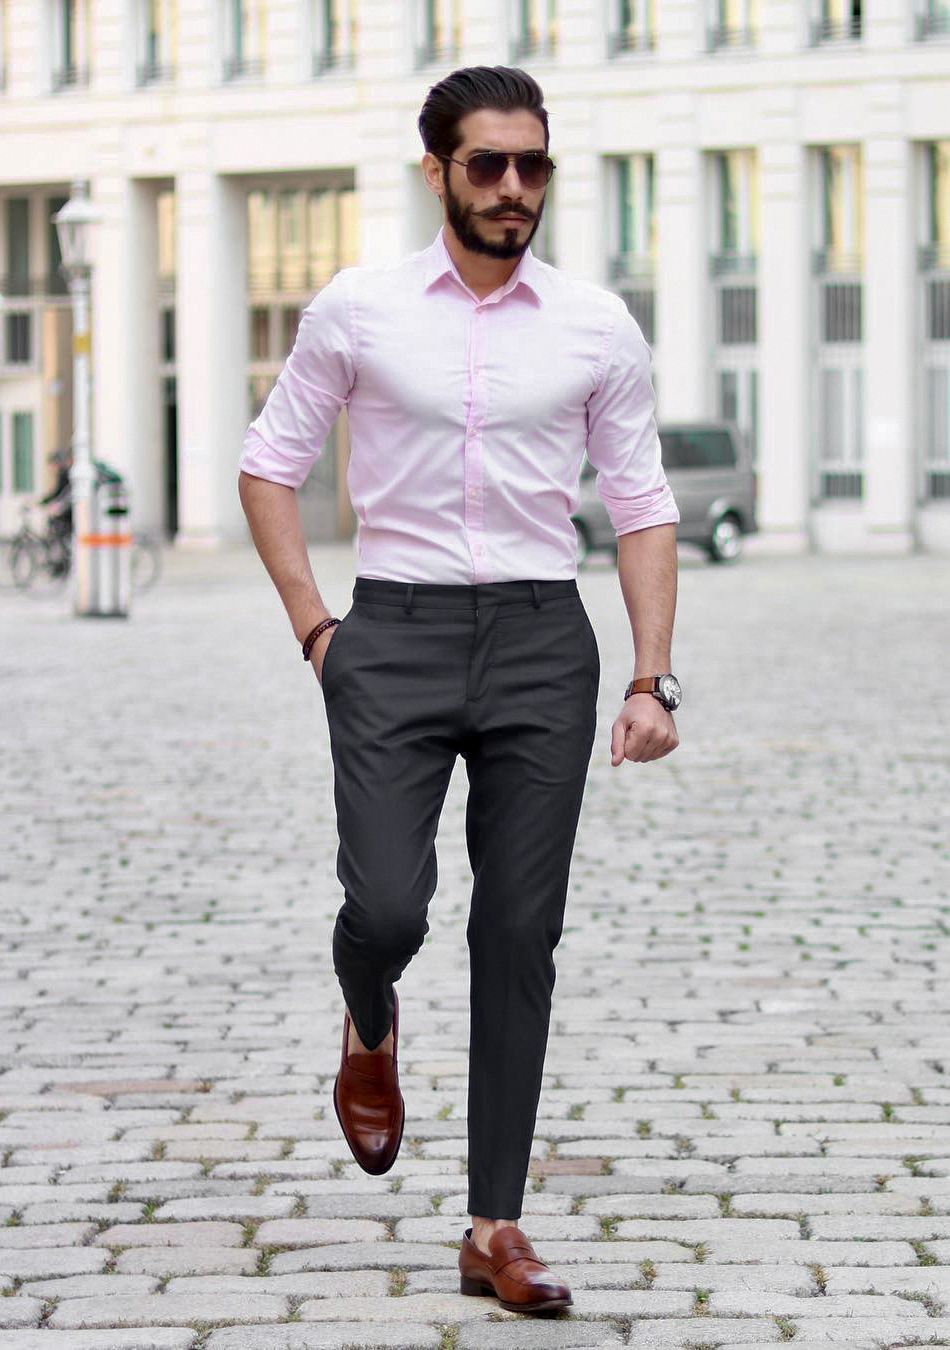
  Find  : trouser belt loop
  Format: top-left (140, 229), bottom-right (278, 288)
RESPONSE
top-left (530, 582), bottom-right (541, 609)
top-left (403, 584), bottom-right (414, 615)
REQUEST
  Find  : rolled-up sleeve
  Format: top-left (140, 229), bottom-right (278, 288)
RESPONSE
top-left (585, 298), bottom-right (679, 536)
top-left (239, 270), bottom-right (356, 489)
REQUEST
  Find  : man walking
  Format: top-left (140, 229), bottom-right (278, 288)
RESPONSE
top-left (239, 66), bottom-right (681, 1315)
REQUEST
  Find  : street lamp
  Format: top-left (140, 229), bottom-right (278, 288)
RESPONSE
top-left (53, 179), bottom-right (102, 617)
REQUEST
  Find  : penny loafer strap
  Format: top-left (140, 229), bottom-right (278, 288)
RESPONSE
top-left (490, 1246), bottom-right (544, 1276)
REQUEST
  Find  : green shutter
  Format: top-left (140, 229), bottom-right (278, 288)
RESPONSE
top-left (13, 412), bottom-right (35, 494)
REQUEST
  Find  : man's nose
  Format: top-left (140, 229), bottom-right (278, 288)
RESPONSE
top-left (498, 161), bottom-right (524, 197)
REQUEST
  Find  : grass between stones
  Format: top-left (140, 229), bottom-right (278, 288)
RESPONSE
top-left (388, 1268), bottom-right (407, 1296)
top-left (912, 1240), bottom-right (939, 1266)
top-left (899, 1289), bottom-right (945, 1317)
top-left (639, 1259), bottom-right (657, 1287)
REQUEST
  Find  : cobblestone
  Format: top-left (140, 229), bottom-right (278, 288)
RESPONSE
top-left (2, 546), bottom-right (948, 1347)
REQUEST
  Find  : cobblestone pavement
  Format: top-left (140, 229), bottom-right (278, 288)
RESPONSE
top-left (1, 542), bottom-right (949, 1350)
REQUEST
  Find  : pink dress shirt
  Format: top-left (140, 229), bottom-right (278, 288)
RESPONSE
top-left (240, 228), bottom-right (679, 584)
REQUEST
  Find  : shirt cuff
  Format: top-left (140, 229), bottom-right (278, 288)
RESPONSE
top-left (600, 482), bottom-right (681, 536)
top-left (238, 428), bottom-right (308, 490)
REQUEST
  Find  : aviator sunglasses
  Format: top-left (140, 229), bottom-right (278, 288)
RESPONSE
top-left (441, 150), bottom-right (556, 190)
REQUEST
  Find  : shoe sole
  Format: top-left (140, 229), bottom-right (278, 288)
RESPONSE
top-left (332, 1073), bottom-right (405, 1176)
top-left (460, 1276), bottom-right (572, 1313)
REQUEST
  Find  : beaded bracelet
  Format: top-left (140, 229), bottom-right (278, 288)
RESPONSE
top-left (302, 616), bottom-right (340, 662)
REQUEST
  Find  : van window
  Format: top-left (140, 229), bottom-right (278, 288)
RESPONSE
top-left (660, 428), bottom-right (736, 469)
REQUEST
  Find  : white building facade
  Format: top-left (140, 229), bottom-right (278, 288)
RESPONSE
top-left (0, 0), bottom-right (948, 551)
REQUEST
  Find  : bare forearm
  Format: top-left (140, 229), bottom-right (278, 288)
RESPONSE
top-left (617, 523), bottom-right (678, 676)
top-left (238, 470), bottom-right (332, 643)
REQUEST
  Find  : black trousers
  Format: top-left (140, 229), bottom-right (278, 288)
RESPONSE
top-left (321, 576), bottom-right (600, 1219)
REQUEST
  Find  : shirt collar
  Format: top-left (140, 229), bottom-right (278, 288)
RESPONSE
top-left (423, 226), bottom-right (546, 304)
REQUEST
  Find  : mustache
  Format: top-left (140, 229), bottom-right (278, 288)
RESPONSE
top-left (478, 206), bottom-right (535, 222)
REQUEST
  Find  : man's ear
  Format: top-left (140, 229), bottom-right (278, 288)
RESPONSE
top-left (421, 152), bottom-right (445, 198)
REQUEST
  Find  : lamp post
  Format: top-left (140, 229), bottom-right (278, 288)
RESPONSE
top-left (53, 179), bottom-right (102, 617)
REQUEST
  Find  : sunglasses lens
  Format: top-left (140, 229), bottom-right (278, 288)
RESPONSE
top-left (466, 153), bottom-right (508, 187)
top-left (517, 154), bottom-right (552, 188)
top-left (463, 153), bottom-right (553, 188)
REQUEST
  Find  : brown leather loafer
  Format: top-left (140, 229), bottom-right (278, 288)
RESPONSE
top-left (459, 1224), bottom-right (572, 1314)
top-left (332, 990), bottom-right (404, 1175)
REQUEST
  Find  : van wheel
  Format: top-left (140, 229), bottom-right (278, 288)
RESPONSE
top-left (708, 514), bottom-right (743, 563)
top-left (572, 520), bottom-right (592, 567)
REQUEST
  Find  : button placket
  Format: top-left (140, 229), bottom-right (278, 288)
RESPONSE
top-left (464, 306), bottom-right (488, 581)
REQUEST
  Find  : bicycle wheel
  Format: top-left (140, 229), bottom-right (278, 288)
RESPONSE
top-left (131, 535), bottom-right (162, 592)
top-left (10, 537), bottom-right (39, 589)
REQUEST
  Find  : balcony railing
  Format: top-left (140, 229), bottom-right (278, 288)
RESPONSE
top-left (136, 58), bottom-right (176, 86)
top-left (916, 6), bottom-right (950, 37)
top-left (710, 252), bottom-right (758, 278)
top-left (609, 253), bottom-right (655, 283)
top-left (0, 275), bottom-right (70, 299)
top-left (312, 48), bottom-right (355, 75)
top-left (606, 28), bottom-right (655, 55)
top-left (812, 248), bottom-right (863, 277)
top-left (919, 243), bottom-right (950, 273)
top-left (414, 41), bottom-right (459, 68)
top-left (809, 14), bottom-right (862, 44)
top-left (222, 55), bottom-right (264, 80)
top-left (52, 63), bottom-right (90, 91)
top-left (707, 23), bottom-right (757, 50)
top-left (510, 32), bottom-right (557, 61)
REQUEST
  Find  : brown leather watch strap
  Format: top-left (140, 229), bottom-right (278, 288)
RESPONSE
top-left (625, 677), bottom-right (657, 698)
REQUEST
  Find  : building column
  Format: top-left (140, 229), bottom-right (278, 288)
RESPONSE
top-left (91, 174), bottom-right (165, 533)
top-left (655, 130), bottom-right (706, 418)
top-left (863, 128), bottom-right (916, 550)
top-left (758, 136), bottom-right (810, 545)
top-left (174, 167), bottom-right (248, 545)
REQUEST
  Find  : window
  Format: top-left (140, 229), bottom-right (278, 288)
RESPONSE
top-left (712, 150), bottom-right (758, 266)
top-left (921, 144), bottom-right (950, 500)
top-left (3, 199), bottom-right (33, 365)
top-left (810, 0), bottom-right (861, 44)
top-left (12, 412), bottom-right (34, 494)
top-left (247, 181), bottom-right (358, 350)
top-left (5, 197), bottom-right (30, 295)
top-left (414, 0), bottom-right (460, 68)
top-left (136, 0), bottom-right (176, 84)
top-left (707, 0), bottom-right (757, 50)
top-left (661, 429), bottom-right (737, 469)
top-left (709, 152), bottom-right (759, 455)
top-left (47, 195), bottom-right (68, 294)
top-left (607, 0), bottom-right (654, 54)
top-left (511, 0), bottom-right (556, 60)
top-left (813, 146), bottom-right (864, 499)
top-left (311, 0), bottom-right (356, 74)
top-left (608, 155), bottom-right (656, 344)
top-left (52, 0), bottom-right (90, 89)
top-left (917, 0), bottom-right (950, 38)
top-left (223, 0), bottom-right (265, 80)
top-left (816, 144), bottom-right (863, 274)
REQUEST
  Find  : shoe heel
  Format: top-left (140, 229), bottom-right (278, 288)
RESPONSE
top-left (460, 1275), bottom-right (492, 1297)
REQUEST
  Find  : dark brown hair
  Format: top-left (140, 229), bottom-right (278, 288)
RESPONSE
top-left (417, 65), bottom-right (550, 161)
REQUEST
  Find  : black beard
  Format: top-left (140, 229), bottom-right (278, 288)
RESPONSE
top-left (444, 175), bottom-right (544, 261)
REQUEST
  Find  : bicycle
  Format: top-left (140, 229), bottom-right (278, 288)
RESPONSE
top-left (9, 506), bottom-right (162, 594)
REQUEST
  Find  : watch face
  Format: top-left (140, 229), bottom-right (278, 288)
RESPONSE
top-left (659, 674), bottom-right (682, 709)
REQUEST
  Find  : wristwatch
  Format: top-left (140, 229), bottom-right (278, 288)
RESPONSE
top-left (624, 674), bottom-right (682, 712)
